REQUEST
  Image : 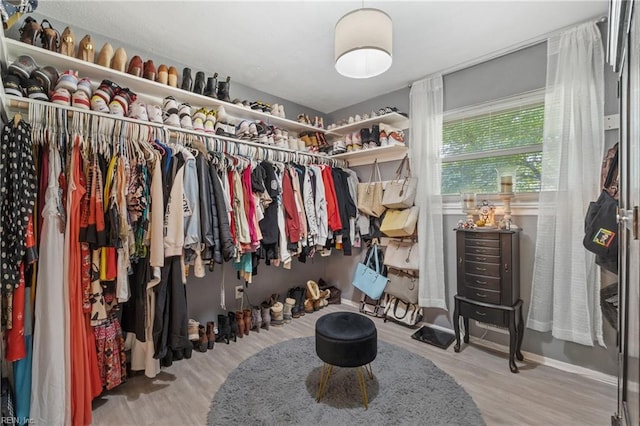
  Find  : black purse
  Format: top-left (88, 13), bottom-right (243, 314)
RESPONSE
top-left (583, 148), bottom-right (618, 260)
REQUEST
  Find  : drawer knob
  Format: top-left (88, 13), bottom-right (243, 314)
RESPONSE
top-left (504, 263), bottom-right (509, 271)
top-left (458, 257), bottom-right (463, 264)
top-left (476, 267), bottom-right (486, 271)
top-left (477, 256), bottom-right (486, 261)
top-left (475, 293), bottom-right (487, 298)
top-left (475, 311), bottom-right (487, 316)
top-left (476, 280), bottom-right (487, 285)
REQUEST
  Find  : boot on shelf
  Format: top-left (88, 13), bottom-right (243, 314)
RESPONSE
top-left (215, 314), bottom-right (230, 344)
top-left (193, 71), bottom-right (206, 95)
top-left (204, 73), bottom-right (218, 98)
top-left (206, 321), bottom-right (216, 350)
top-left (228, 311), bottom-right (238, 342)
top-left (243, 309), bottom-right (252, 336)
top-left (216, 76), bottom-right (231, 102)
top-left (181, 67), bottom-right (193, 92)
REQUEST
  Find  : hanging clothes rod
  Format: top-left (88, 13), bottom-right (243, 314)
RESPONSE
top-left (7, 96), bottom-right (347, 167)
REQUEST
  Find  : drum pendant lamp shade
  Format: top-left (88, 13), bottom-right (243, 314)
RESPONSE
top-left (334, 8), bottom-right (392, 79)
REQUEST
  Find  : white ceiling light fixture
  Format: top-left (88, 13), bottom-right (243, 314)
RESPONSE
top-left (334, 8), bottom-right (392, 79)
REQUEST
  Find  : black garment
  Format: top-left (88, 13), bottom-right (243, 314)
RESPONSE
top-left (196, 154), bottom-right (216, 261)
top-left (0, 118), bottom-right (37, 293)
top-left (259, 161), bottom-right (280, 245)
top-left (153, 255), bottom-right (190, 360)
top-left (209, 163), bottom-right (235, 262)
top-left (332, 168), bottom-right (356, 256)
top-left (121, 254), bottom-right (151, 342)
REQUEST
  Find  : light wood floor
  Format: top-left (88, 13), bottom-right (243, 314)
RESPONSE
top-left (92, 303), bottom-right (616, 425)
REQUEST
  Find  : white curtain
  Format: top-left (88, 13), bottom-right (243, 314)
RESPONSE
top-left (527, 22), bottom-right (605, 346)
top-left (410, 75), bottom-right (447, 310)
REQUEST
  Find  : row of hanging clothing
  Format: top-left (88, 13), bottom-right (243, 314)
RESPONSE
top-left (0, 102), bottom-right (359, 426)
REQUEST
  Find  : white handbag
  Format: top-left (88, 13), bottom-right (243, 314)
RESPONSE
top-left (383, 294), bottom-right (422, 327)
top-left (382, 154), bottom-right (417, 209)
top-left (383, 239), bottom-right (419, 271)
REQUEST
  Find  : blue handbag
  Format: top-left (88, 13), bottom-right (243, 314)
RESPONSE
top-left (352, 244), bottom-right (389, 300)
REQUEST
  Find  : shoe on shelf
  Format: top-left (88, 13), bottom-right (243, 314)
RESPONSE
top-left (146, 104), bottom-right (163, 124)
top-left (204, 73), bottom-right (218, 98)
top-left (216, 76), bottom-right (231, 102)
top-left (178, 103), bottom-right (193, 129)
top-left (192, 108), bottom-right (207, 132)
top-left (109, 87), bottom-right (137, 116)
top-left (55, 69), bottom-right (78, 92)
top-left (157, 64), bottom-right (168, 85)
top-left (3, 75), bottom-right (23, 97)
top-left (143, 60), bottom-right (156, 81)
top-left (193, 71), bottom-right (205, 95)
top-left (91, 79), bottom-right (120, 112)
top-left (110, 47), bottom-right (127, 72)
top-left (278, 104), bottom-right (285, 119)
top-left (127, 55), bottom-right (143, 77)
top-left (71, 89), bottom-right (90, 110)
top-left (51, 87), bottom-right (71, 106)
top-left (168, 66), bottom-right (179, 87)
top-left (162, 96), bottom-right (180, 127)
top-left (39, 20), bottom-right (60, 52)
top-left (181, 67), bottom-right (193, 92)
top-left (75, 77), bottom-right (92, 98)
top-left (270, 103), bottom-right (279, 116)
top-left (128, 100), bottom-right (148, 121)
top-left (24, 79), bottom-right (47, 101)
top-left (332, 139), bottom-right (346, 155)
top-left (204, 110), bottom-right (217, 134)
top-left (31, 66), bottom-right (59, 94)
top-left (76, 34), bottom-right (94, 63)
top-left (8, 55), bottom-right (38, 80)
top-left (96, 43), bottom-right (114, 67)
top-left (59, 26), bottom-right (75, 57)
top-left (18, 17), bottom-right (41, 46)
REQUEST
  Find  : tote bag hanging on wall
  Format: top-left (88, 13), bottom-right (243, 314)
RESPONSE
top-left (357, 159), bottom-right (386, 217)
top-left (382, 154), bottom-right (417, 209)
top-left (352, 244), bottom-right (388, 300)
top-left (380, 206), bottom-right (419, 237)
top-left (383, 239), bottom-right (419, 271)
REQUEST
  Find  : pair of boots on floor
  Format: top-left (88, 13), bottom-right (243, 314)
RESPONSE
top-left (287, 280), bottom-right (331, 317)
top-left (188, 320), bottom-right (216, 353)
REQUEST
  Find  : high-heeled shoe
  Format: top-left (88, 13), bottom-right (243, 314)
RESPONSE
top-left (96, 43), bottom-right (113, 67)
top-left (110, 47), bottom-right (127, 72)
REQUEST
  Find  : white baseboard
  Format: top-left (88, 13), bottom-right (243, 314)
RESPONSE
top-left (343, 299), bottom-right (618, 388)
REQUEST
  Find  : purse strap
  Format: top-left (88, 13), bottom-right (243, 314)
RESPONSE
top-left (603, 146), bottom-right (618, 190)
top-left (365, 159), bottom-right (382, 189)
top-left (393, 154), bottom-right (412, 179)
top-left (392, 298), bottom-right (410, 319)
top-left (365, 244), bottom-right (381, 273)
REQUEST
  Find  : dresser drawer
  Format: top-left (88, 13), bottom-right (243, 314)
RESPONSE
top-left (465, 245), bottom-right (500, 256)
top-left (459, 301), bottom-right (507, 326)
top-left (465, 253), bottom-right (500, 264)
top-left (463, 273), bottom-right (501, 291)
top-left (464, 232), bottom-right (500, 240)
top-left (465, 261), bottom-right (500, 277)
top-left (465, 238), bottom-right (500, 249)
top-left (463, 287), bottom-right (501, 304)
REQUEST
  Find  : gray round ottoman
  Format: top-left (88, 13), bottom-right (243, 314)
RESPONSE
top-left (315, 312), bottom-right (377, 409)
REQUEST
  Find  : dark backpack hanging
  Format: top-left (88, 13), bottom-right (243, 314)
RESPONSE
top-left (583, 146), bottom-right (619, 264)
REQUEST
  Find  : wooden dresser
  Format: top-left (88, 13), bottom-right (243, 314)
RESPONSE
top-left (453, 228), bottom-right (524, 373)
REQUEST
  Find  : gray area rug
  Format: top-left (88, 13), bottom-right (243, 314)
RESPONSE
top-left (207, 336), bottom-right (484, 425)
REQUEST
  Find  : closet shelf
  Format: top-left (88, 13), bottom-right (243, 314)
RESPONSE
top-left (7, 95), bottom-right (347, 166)
top-left (326, 112), bottom-right (410, 137)
top-left (2, 38), bottom-right (326, 134)
top-left (330, 143), bottom-right (408, 166)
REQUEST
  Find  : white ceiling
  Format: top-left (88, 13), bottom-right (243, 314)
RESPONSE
top-left (32, 1), bottom-right (608, 114)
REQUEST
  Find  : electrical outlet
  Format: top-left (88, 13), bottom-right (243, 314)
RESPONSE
top-left (235, 285), bottom-right (243, 299)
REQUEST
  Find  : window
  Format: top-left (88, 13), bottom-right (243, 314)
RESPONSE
top-left (441, 92), bottom-right (544, 195)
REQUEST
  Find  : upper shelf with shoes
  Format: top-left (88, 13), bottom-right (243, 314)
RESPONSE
top-left (330, 143), bottom-right (409, 167)
top-left (326, 112), bottom-right (410, 137)
top-left (0, 38), bottom-right (326, 134)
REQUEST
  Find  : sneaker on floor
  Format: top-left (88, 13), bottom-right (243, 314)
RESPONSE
top-left (71, 90), bottom-right (90, 109)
